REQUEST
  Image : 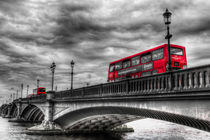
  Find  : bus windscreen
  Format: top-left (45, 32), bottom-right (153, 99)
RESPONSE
top-left (171, 47), bottom-right (183, 55)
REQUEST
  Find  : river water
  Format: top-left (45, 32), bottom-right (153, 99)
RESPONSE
top-left (1, 117), bottom-right (210, 140)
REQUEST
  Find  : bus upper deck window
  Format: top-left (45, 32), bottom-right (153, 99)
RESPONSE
top-left (115, 62), bottom-right (122, 70)
top-left (141, 52), bottom-right (151, 63)
top-left (123, 59), bottom-right (131, 68)
top-left (152, 48), bottom-right (164, 60)
top-left (132, 56), bottom-right (140, 66)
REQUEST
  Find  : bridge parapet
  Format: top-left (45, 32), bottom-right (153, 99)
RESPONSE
top-left (52, 64), bottom-right (210, 99)
top-left (17, 64), bottom-right (210, 101)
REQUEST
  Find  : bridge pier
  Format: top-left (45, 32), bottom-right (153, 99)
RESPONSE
top-left (4, 105), bottom-right (12, 118)
top-left (28, 91), bottom-right (62, 131)
top-left (16, 99), bottom-right (22, 119)
top-left (8, 99), bottom-right (26, 122)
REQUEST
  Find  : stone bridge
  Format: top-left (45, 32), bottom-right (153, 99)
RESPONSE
top-left (1, 64), bottom-right (210, 132)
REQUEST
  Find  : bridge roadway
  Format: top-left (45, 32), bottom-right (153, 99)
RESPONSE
top-left (1, 64), bottom-right (210, 132)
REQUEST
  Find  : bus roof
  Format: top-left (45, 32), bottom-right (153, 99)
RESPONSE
top-left (109, 44), bottom-right (185, 65)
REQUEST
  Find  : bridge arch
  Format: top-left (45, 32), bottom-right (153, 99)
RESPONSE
top-left (0, 104), bottom-right (9, 116)
top-left (20, 104), bottom-right (44, 122)
top-left (54, 106), bottom-right (210, 132)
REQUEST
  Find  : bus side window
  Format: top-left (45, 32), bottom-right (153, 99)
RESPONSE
top-left (152, 48), bottom-right (164, 61)
top-left (131, 56), bottom-right (140, 66)
top-left (115, 61), bottom-right (122, 70)
top-left (141, 52), bottom-right (151, 64)
top-left (109, 64), bottom-right (115, 72)
top-left (123, 59), bottom-right (131, 68)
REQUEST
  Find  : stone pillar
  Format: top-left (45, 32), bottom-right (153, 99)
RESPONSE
top-left (179, 74), bottom-right (182, 89)
top-left (156, 78), bottom-right (160, 91)
top-left (205, 71), bottom-right (210, 87)
top-left (168, 75), bottom-right (172, 90)
top-left (116, 84), bottom-right (119, 93)
top-left (154, 78), bottom-right (157, 91)
top-left (126, 80), bottom-right (129, 94)
top-left (44, 92), bottom-right (54, 122)
top-left (135, 81), bottom-right (138, 93)
top-left (99, 84), bottom-right (103, 96)
top-left (189, 73), bottom-right (193, 89)
top-left (82, 87), bottom-right (85, 97)
top-left (143, 80), bottom-right (147, 93)
top-left (174, 73), bottom-right (178, 90)
top-left (16, 99), bottom-right (22, 120)
top-left (150, 79), bottom-right (153, 92)
top-left (194, 72), bottom-right (198, 88)
top-left (140, 81), bottom-right (143, 92)
top-left (161, 77), bottom-right (164, 90)
top-left (184, 74), bottom-right (188, 89)
top-left (129, 82), bottom-right (133, 93)
top-left (147, 80), bottom-right (150, 93)
top-left (133, 82), bottom-right (136, 93)
top-left (200, 72), bottom-right (204, 88)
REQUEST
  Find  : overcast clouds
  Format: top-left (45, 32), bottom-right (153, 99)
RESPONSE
top-left (0, 0), bottom-right (210, 102)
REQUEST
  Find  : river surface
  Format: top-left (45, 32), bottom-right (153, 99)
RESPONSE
top-left (1, 117), bottom-right (210, 140)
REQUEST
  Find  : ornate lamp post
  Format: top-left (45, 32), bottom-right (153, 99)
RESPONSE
top-left (163, 8), bottom-right (172, 71)
top-left (50, 62), bottom-right (56, 91)
top-left (20, 83), bottom-right (23, 98)
top-left (13, 93), bottom-right (15, 101)
top-left (27, 85), bottom-right (29, 97)
top-left (70, 60), bottom-right (75, 90)
top-left (16, 90), bottom-right (18, 99)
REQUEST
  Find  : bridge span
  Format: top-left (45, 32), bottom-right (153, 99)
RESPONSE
top-left (1, 64), bottom-right (210, 133)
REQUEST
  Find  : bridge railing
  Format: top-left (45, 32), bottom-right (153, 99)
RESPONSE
top-left (20, 64), bottom-right (210, 101)
top-left (53, 64), bottom-right (210, 99)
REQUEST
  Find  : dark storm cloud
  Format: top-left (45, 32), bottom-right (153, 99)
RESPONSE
top-left (176, 18), bottom-right (210, 36)
top-left (53, 3), bottom-right (115, 47)
top-left (0, 0), bottom-right (24, 13)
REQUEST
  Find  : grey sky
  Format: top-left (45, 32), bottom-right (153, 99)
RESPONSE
top-left (0, 0), bottom-right (210, 103)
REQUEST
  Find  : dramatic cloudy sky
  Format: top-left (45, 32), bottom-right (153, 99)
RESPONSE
top-left (0, 0), bottom-right (210, 103)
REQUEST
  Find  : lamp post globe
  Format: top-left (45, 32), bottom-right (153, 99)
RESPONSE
top-left (71, 60), bottom-right (75, 68)
top-left (163, 8), bottom-right (172, 25)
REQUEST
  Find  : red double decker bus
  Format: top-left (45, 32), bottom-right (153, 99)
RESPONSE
top-left (108, 44), bottom-right (187, 82)
top-left (33, 87), bottom-right (46, 95)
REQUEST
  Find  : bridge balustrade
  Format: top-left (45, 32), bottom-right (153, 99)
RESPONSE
top-left (20, 65), bottom-right (210, 101)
